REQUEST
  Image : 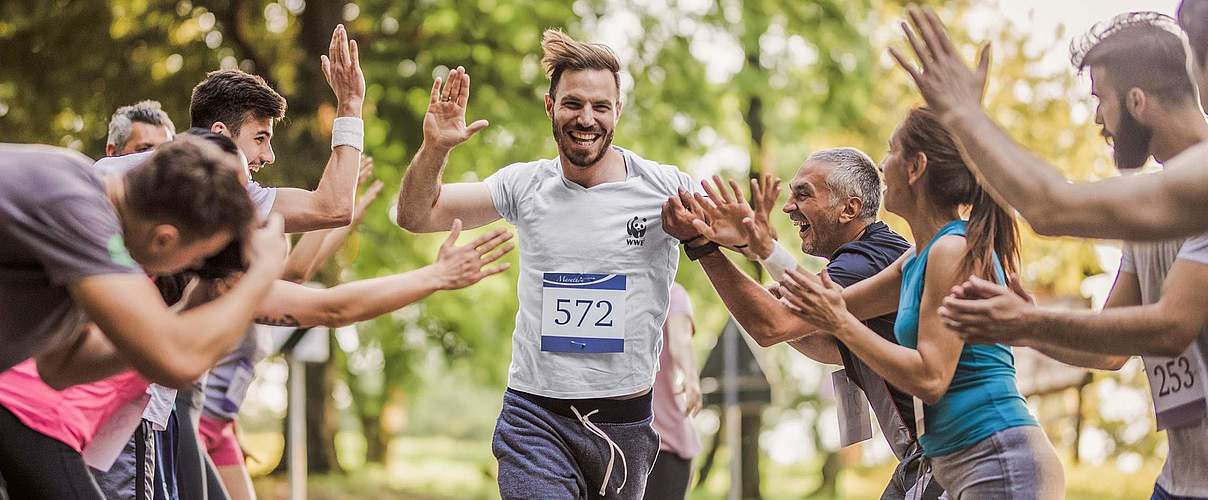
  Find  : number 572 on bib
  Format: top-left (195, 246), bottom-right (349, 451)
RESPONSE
top-left (540, 273), bottom-right (627, 353)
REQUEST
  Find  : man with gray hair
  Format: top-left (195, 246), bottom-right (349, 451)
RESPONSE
top-left (662, 147), bottom-right (942, 498)
top-left (105, 100), bottom-right (176, 157)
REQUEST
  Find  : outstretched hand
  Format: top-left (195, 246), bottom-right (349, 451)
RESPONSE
top-left (888, 6), bottom-right (991, 119)
top-left (746, 173), bottom-right (782, 259)
top-left (432, 219), bottom-right (513, 290)
top-left (687, 176), bottom-right (758, 257)
top-left (778, 267), bottom-right (850, 332)
top-left (939, 274), bottom-right (1036, 346)
top-left (423, 66), bottom-right (490, 152)
top-left (320, 24), bottom-right (366, 117)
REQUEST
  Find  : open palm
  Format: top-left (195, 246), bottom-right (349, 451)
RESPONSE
top-left (424, 66), bottom-right (489, 151)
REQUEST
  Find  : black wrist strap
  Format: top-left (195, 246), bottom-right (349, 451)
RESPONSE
top-left (685, 241), bottom-right (720, 261)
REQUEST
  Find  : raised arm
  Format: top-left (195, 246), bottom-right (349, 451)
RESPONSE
top-left (66, 216), bottom-right (286, 390)
top-left (396, 67), bottom-right (499, 233)
top-left (282, 160), bottom-right (384, 283)
top-left (255, 220), bottom-right (512, 328)
top-left (272, 25), bottom-right (366, 233)
top-left (891, 7), bottom-right (1208, 240)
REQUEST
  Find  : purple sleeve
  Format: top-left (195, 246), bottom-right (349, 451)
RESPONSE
top-left (9, 195), bottom-right (142, 285)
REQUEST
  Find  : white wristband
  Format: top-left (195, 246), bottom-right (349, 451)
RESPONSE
top-left (759, 241), bottom-right (799, 281)
top-left (331, 117), bottom-right (364, 151)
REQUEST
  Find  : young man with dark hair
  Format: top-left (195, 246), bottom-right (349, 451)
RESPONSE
top-left (886, 5), bottom-right (1208, 241)
top-left (0, 136), bottom-right (285, 498)
top-left (396, 29), bottom-right (695, 499)
top-left (105, 101), bottom-right (175, 157)
top-left (937, 13), bottom-right (1208, 499)
top-left (189, 24), bottom-right (365, 234)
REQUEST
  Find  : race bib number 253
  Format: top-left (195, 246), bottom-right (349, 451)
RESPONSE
top-left (540, 273), bottom-right (627, 353)
top-left (1144, 343), bottom-right (1208, 430)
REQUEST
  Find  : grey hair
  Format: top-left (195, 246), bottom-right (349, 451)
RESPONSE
top-left (106, 100), bottom-right (176, 148)
top-left (808, 147), bottom-right (882, 220)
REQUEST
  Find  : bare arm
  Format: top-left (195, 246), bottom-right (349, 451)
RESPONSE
top-left (282, 179), bottom-right (384, 283)
top-left (944, 262), bottom-right (1208, 358)
top-left (272, 25), bottom-right (367, 233)
top-left (891, 6), bottom-right (1208, 240)
top-left (395, 67), bottom-right (498, 233)
top-left (256, 222), bottom-right (512, 328)
top-left (34, 324), bottom-right (128, 389)
top-left (67, 217), bottom-right (286, 389)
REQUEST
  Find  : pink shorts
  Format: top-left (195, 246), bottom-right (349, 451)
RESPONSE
top-left (198, 415), bottom-right (243, 467)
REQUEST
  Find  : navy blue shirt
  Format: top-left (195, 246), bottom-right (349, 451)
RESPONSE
top-left (823, 221), bottom-right (915, 432)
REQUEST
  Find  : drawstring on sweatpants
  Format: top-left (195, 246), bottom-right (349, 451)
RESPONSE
top-left (571, 405), bottom-right (628, 496)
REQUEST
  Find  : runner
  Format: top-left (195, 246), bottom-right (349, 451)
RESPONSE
top-left (394, 29), bottom-right (695, 499)
top-left (939, 14), bottom-right (1208, 500)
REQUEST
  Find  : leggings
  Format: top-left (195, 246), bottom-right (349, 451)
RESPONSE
top-left (929, 425), bottom-right (1064, 500)
top-left (0, 406), bottom-right (104, 499)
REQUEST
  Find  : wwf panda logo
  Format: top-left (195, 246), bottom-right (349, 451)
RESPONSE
top-left (626, 216), bottom-right (647, 246)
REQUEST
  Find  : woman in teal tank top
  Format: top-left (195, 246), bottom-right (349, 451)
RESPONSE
top-left (779, 108), bottom-right (1064, 498)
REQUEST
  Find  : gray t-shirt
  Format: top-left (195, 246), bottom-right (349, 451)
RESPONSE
top-left (1120, 234), bottom-right (1208, 496)
top-left (484, 147), bottom-right (693, 398)
top-left (0, 144), bottom-right (142, 371)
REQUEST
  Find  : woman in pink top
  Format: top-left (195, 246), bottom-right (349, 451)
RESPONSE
top-left (644, 283), bottom-right (702, 500)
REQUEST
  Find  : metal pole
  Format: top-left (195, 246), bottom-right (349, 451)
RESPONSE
top-left (288, 357), bottom-right (307, 500)
top-left (723, 323), bottom-right (741, 500)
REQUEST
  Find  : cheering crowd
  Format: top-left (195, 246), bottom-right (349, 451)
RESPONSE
top-left (4, 2), bottom-right (1208, 499)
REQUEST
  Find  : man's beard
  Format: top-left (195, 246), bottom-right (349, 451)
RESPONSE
top-left (1111, 99), bottom-right (1154, 170)
top-left (553, 122), bottom-right (614, 168)
top-left (800, 211), bottom-right (843, 257)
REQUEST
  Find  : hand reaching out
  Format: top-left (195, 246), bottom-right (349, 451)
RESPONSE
top-left (320, 24), bottom-right (366, 117)
top-left (778, 267), bottom-right (849, 333)
top-left (746, 173), bottom-right (782, 260)
top-left (888, 6), bottom-right (991, 120)
top-left (423, 66), bottom-right (489, 152)
top-left (431, 219), bottom-right (513, 290)
top-left (687, 176), bottom-right (757, 255)
top-left (939, 274), bottom-right (1037, 346)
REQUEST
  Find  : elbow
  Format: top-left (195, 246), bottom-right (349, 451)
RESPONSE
top-left (40, 372), bottom-right (75, 391)
top-left (394, 209), bottom-right (433, 233)
top-left (155, 364), bottom-right (207, 391)
top-left (749, 323), bottom-right (795, 348)
top-left (1100, 356), bottom-right (1129, 371)
top-left (1153, 325), bottom-right (1199, 357)
top-left (916, 378), bottom-right (949, 406)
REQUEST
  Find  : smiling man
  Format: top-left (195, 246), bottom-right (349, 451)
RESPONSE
top-left (395, 29), bottom-right (694, 499)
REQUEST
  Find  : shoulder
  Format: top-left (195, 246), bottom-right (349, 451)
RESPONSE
top-left (926, 235), bottom-right (968, 265)
top-left (623, 148), bottom-right (691, 190)
top-left (93, 151), bottom-right (152, 177)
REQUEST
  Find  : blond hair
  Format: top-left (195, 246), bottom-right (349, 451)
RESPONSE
top-left (541, 29), bottom-right (621, 98)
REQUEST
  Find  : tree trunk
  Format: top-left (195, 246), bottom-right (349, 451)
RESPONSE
top-left (740, 409), bottom-right (762, 500)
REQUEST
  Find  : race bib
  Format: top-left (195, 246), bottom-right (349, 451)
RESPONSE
top-left (540, 273), bottom-right (627, 353)
top-left (219, 362), bottom-right (255, 415)
top-left (831, 368), bottom-right (873, 448)
top-left (1143, 342), bottom-right (1208, 430)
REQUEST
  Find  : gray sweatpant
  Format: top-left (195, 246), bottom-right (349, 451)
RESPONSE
top-left (929, 425), bottom-right (1064, 499)
top-left (491, 389), bottom-right (660, 499)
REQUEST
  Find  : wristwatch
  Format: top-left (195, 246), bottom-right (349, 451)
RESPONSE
top-left (683, 237), bottom-right (720, 261)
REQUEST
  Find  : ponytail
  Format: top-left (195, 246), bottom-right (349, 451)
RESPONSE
top-left (963, 188), bottom-right (1019, 281)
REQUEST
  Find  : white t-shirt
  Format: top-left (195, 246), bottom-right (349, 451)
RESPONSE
top-left (93, 151), bottom-right (277, 218)
top-left (484, 147), bottom-right (693, 399)
top-left (1120, 233), bottom-right (1208, 497)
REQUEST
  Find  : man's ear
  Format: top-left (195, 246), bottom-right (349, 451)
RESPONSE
top-left (150, 224), bottom-right (181, 252)
top-left (907, 152), bottom-right (928, 186)
top-left (544, 94), bottom-right (555, 120)
top-left (1125, 87), bottom-right (1149, 122)
top-left (105, 144), bottom-right (117, 157)
top-left (210, 122), bottom-right (230, 137)
top-left (838, 197), bottom-right (863, 224)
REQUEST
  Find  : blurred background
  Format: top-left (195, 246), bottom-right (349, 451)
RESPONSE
top-left (0, 0), bottom-right (1181, 498)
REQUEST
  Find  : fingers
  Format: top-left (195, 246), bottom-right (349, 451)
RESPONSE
top-left (339, 25), bottom-right (352, 67)
top-left (819, 268), bottom-right (839, 290)
top-left (468, 228), bottom-right (512, 254)
top-left (429, 76), bottom-right (442, 105)
top-left (328, 24), bottom-right (341, 62)
top-left (349, 39), bottom-right (362, 74)
top-left (362, 180), bottom-right (385, 202)
top-left (457, 69), bottom-right (471, 108)
top-left (939, 295), bottom-right (992, 315)
top-left (889, 46), bottom-right (923, 84)
top-left (480, 241), bottom-right (515, 265)
top-left (700, 178), bottom-right (723, 204)
top-left (901, 20), bottom-right (932, 70)
top-left (923, 7), bottom-right (958, 58)
top-left (442, 218), bottom-right (464, 250)
top-left (320, 55), bottom-right (332, 82)
top-left (467, 119), bottom-right (490, 137)
top-left (976, 43), bottom-right (992, 86)
top-left (440, 68), bottom-right (458, 103)
top-left (910, 8), bottom-right (945, 65)
top-left (447, 66), bottom-right (464, 104)
top-left (690, 219), bottom-right (715, 239)
top-left (906, 9), bottom-right (938, 67)
top-left (964, 275), bottom-right (1007, 298)
top-left (477, 263), bottom-right (512, 279)
top-left (727, 178), bottom-right (745, 206)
